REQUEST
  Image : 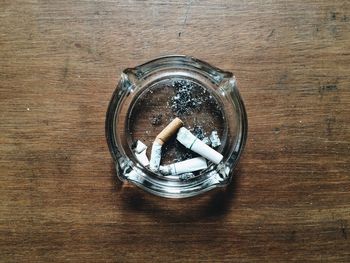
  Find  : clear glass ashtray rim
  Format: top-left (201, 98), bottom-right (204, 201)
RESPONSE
top-left (106, 55), bottom-right (248, 198)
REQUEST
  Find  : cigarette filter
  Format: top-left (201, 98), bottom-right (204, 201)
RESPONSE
top-left (155, 117), bottom-right (183, 145)
top-left (159, 157), bottom-right (207, 175)
top-left (176, 127), bottom-right (223, 164)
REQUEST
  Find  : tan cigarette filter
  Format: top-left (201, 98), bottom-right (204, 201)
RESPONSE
top-left (156, 117), bottom-right (183, 145)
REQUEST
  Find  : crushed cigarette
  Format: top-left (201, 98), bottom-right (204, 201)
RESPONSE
top-left (149, 117), bottom-right (184, 171)
top-left (133, 140), bottom-right (150, 167)
top-left (209, 130), bottom-right (221, 147)
top-left (176, 127), bottom-right (223, 164)
top-left (159, 157), bottom-right (207, 176)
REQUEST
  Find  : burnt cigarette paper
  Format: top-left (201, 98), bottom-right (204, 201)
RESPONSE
top-left (209, 130), bottom-right (221, 147)
top-left (159, 157), bottom-right (207, 175)
top-left (134, 140), bottom-right (150, 167)
top-left (176, 127), bottom-right (223, 164)
top-left (149, 141), bottom-right (162, 171)
top-left (149, 117), bottom-right (184, 172)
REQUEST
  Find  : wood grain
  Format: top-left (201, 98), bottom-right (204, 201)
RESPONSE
top-left (1, 0), bottom-right (349, 262)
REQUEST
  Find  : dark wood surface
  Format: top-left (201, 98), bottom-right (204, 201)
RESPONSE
top-left (1, 1), bottom-right (349, 262)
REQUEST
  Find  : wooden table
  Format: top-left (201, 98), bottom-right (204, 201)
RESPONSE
top-left (1, 1), bottom-right (349, 262)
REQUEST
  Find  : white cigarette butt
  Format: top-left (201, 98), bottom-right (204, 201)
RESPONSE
top-left (159, 157), bottom-right (207, 175)
top-left (134, 140), bottom-right (147, 154)
top-left (149, 118), bottom-right (184, 172)
top-left (177, 127), bottom-right (223, 164)
top-left (135, 151), bottom-right (150, 167)
top-left (133, 140), bottom-right (150, 167)
top-left (149, 141), bottom-right (162, 171)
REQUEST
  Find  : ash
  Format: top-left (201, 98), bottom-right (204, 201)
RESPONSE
top-left (192, 125), bottom-right (205, 140)
top-left (170, 80), bottom-right (209, 116)
top-left (150, 113), bottom-right (163, 126)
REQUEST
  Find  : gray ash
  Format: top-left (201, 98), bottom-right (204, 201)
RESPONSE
top-left (150, 113), bottom-right (163, 125)
top-left (170, 80), bottom-right (208, 116)
top-left (192, 125), bottom-right (206, 140)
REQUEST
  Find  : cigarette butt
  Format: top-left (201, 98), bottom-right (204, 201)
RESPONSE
top-left (135, 151), bottom-right (150, 167)
top-left (149, 141), bottom-right (162, 171)
top-left (159, 157), bottom-right (207, 175)
top-left (134, 140), bottom-right (147, 154)
top-left (156, 117), bottom-right (183, 145)
top-left (149, 118), bottom-right (183, 171)
top-left (177, 127), bottom-right (223, 164)
top-left (133, 140), bottom-right (150, 167)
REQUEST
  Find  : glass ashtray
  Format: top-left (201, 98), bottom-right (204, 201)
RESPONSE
top-left (106, 55), bottom-right (247, 198)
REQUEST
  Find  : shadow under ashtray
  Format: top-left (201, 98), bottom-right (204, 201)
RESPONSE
top-left (117, 168), bottom-right (240, 223)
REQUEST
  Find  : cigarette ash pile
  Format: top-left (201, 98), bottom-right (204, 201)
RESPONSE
top-left (133, 118), bottom-right (222, 181)
top-left (170, 80), bottom-right (218, 117)
top-left (170, 80), bottom-right (207, 116)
